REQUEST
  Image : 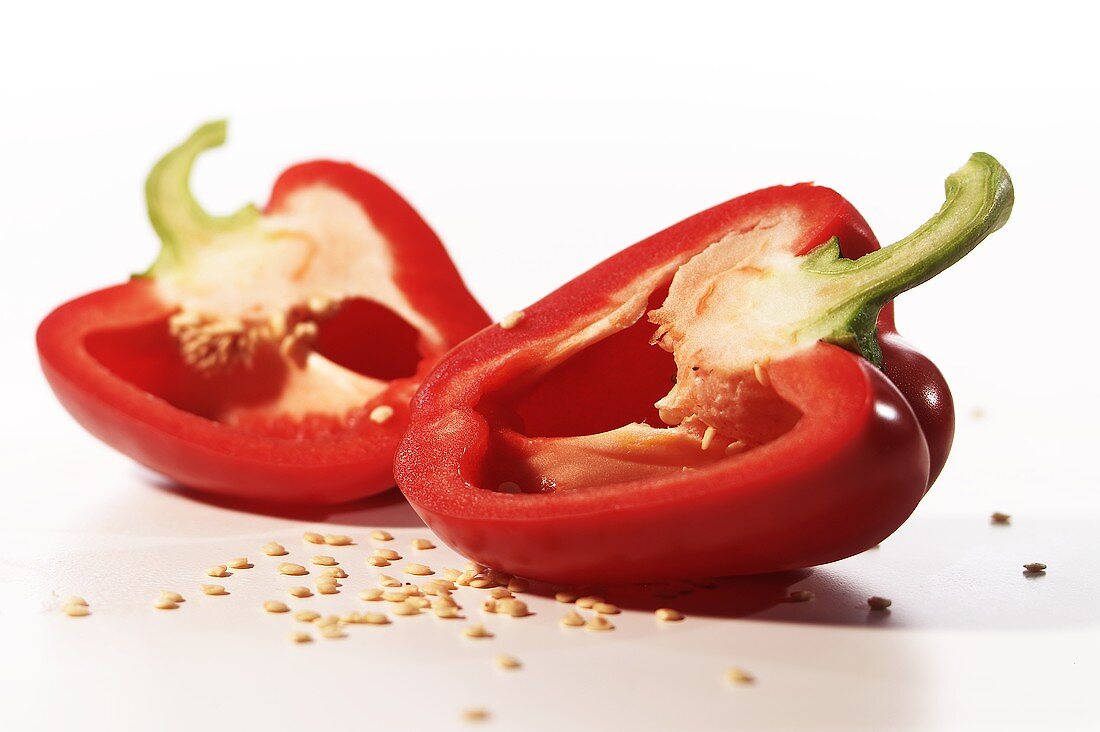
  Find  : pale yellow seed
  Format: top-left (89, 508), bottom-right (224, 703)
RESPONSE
top-left (456, 570), bottom-right (476, 587)
top-left (753, 360), bottom-right (771, 388)
top-left (463, 623), bottom-right (493, 638)
top-left (364, 612), bottom-right (390, 625)
top-left (991, 512), bottom-right (1011, 525)
top-left (359, 588), bottom-right (384, 602)
top-left (316, 582), bottom-right (340, 595)
top-left (411, 538), bottom-right (436, 551)
top-left (482, 598), bottom-right (497, 613)
top-left (499, 311), bottom-right (525, 329)
top-left (379, 575), bottom-right (402, 588)
top-left (787, 590), bottom-right (815, 603)
top-left (264, 600), bottom-right (290, 613)
top-left (585, 615), bottom-right (614, 631)
top-left (319, 625), bottom-right (346, 639)
top-left (555, 591), bottom-right (578, 604)
top-left (371, 530), bottom-right (394, 542)
top-left (65, 596), bottom-right (89, 607)
top-left (405, 563), bottom-right (434, 576)
top-left (160, 591), bottom-right (185, 603)
top-left (496, 654), bottom-right (521, 670)
top-left (227, 557), bottom-right (251, 570)
top-left (469, 577), bottom-right (495, 589)
top-left (507, 577), bottom-right (530, 593)
top-left (340, 612), bottom-right (365, 624)
top-left (490, 587), bottom-right (513, 599)
top-left (462, 708), bottom-right (490, 723)
top-left (324, 534), bottom-right (353, 546)
top-left (295, 610), bottom-right (321, 623)
top-left (867, 596), bottom-right (892, 610)
top-left (62, 604), bottom-right (90, 617)
top-left (369, 405), bottom-right (395, 424)
top-left (655, 608), bottom-right (684, 622)
top-left (499, 599), bottom-right (530, 618)
top-left (726, 667), bottom-right (755, 685)
top-left (288, 586), bottom-right (313, 598)
top-left (434, 605), bottom-right (460, 619)
top-left (322, 567), bottom-right (348, 579)
top-left (303, 531), bottom-right (325, 544)
top-left (374, 548), bottom-right (401, 560)
top-left (201, 584), bottom-right (228, 596)
top-left (290, 631), bottom-right (312, 644)
top-left (441, 569), bottom-right (461, 582)
top-left (312, 555), bottom-right (337, 566)
top-left (314, 614), bottom-right (340, 627)
top-left (593, 602), bottom-right (619, 615)
top-left (262, 542), bottom-right (287, 556)
top-left (153, 598), bottom-right (179, 610)
top-left (560, 611), bottom-right (585, 627)
top-left (466, 561), bottom-right (487, 574)
top-left (408, 597), bottom-right (431, 609)
top-left (433, 595), bottom-right (459, 609)
top-left (392, 602), bottom-right (420, 616)
top-left (207, 565), bottom-right (229, 578)
top-left (576, 596), bottom-right (601, 609)
top-left (1024, 562), bottom-right (1047, 573)
top-left (368, 556), bottom-right (390, 567)
top-left (725, 440), bottom-right (747, 455)
top-left (383, 591), bottom-right (409, 602)
top-left (700, 425), bottom-right (717, 451)
top-left (278, 562), bottom-right (309, 576)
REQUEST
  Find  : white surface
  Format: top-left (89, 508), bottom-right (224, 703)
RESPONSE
top-left (2, 2), bottom-right (1098, 730)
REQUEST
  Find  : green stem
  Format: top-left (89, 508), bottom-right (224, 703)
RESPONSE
top-left (144, 120), bottom-right (260, 274)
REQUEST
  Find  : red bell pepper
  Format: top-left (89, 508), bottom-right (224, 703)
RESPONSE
top-left (395, 154), bottom-right (1012, 584)
top-left (38, 122), bottom-right (489, 504)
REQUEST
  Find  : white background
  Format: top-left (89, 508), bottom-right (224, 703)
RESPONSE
top-left (2, 2), bottom-right (1097, 730)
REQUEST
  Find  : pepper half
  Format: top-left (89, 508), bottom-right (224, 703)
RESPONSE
top-left (38, 122), bottom-right (489, 503)
top-left (395, 154), bottom-right (1012, 583)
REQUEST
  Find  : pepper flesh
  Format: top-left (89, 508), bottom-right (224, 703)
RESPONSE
top-left (395, 155), bottom-right (1012, 583)
top-left (37, 122), bottom-right (489, 503)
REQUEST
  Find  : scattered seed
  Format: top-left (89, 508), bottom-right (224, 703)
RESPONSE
top-left (364, 612), bottom-right (390, 625)
top-left (262, 542), bottom-right (287, 556)
top-left (207, 565), bottom-right (229, 578)
top-left (319, 625), bottom-right (346, 639)
top-left (560, 611), bottom-right (585, 627)
top-left (227, 558), bottom-right (252, 570)
top-left (463, 624), bottom-right (493, 639)
top-left (278, 563), bottom-right (309, 576)
top-left (322, 567), bottom-right (348, 579)
top-left (383, 591), bottom-right (410, 603)
top-left (507, 577), bottom-right (530, 593)
top-left (786, 590), bottom-right (815, 603)
top-left (576, 596), bottom-right (601, 609)
top-left (725, 440), bottom-right (747, 455)
top-left (290, 631), bottom-right (312, 644)
top-left (62, 603), bottom-right (90, 617)
top-left (867, 596), bottom-right (892, 611)
top-left (411, 538), bottom-right (436, 550)
top-left (324, 534), bottom-right (353, 546)
top-left (374, 548), bottom-right (401, 561)
top-left (295, 610), bottom-right (321, 622)
top-left (315, 614), bottom-right (340, 627)
top-left (312, 555), bottom-right (337, 566)
top-left (288, 586), bottom-right (313, 598)
top-left (593, 602), bottom-right (619, 615)
top-left (358, 589), bottom-right (383, 602)
top-left (1024, 562), bottom-right (1048, 573)
top-left (371, 530), bottom-right (394, 542)
top-left (303, 531), bottom-right (325, 544)
top-left (369, 405), bottom-right (395, 424)
top-left (482, 598), bottom-right (498, 613)
top-left (753, 360), bottom-right (771, 388)
top-left (462, 708), bottom-right (490, 723)
top-left (392, 602), bottom-right (420, 616)
top-left (991, 512), bottom-right (1011, 525)
top-left (264, 600), bottom-right (290, 613)
top-left (153, 598), bottom-right (179, 610)
top-left (379, 575), bottom-right (402, 588)
top-left (442, 568), bottom-right (462, 581)
top-left (555, 591), bottom-right (578, 604)
top-left (201, 584), bottom-right (228, 596)
top-left (499, 599), bottom-right (530, 618)
top-left (316, 582), bottom-right (340, 595)
top-left (470, 577), bottom-right (495, 589)
top-left (406, 563), bottom-right (434, 576)
top-left (701, 425), bottom-right (717, 451)
top-left (655, 608), bottom-right (684, 622)
top-left (500, 311), bottom-right (525, 329)
top-left (496, 654), bottom-right (521, 670)
top-left (64, 596), bottom-right (89, 607)
top-left (585, 615), bottom-right (614, 631)
top-left (726, 667), bottom-right (755, 685)
top-left (434, 605), bottom-right (460, 619)
top-left (466, 561), bottom-right (487, 574)
top-left (368, 556), bottom-right (390, 567)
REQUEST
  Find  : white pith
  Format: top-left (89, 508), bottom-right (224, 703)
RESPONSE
top-left (154, 185), bottom-right (437, 420)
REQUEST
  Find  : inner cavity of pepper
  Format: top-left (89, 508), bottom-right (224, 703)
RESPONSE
top-left (476, 212), bottom-right (815, 493)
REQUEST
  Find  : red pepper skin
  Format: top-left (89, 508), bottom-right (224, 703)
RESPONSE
top-left (395, 185), bottom-right (943, 583)
top-left (38, 162), bottom-right (489, 504)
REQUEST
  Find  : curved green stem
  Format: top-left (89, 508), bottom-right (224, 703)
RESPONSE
top-left (144, 120), bottom-right (260, 274)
